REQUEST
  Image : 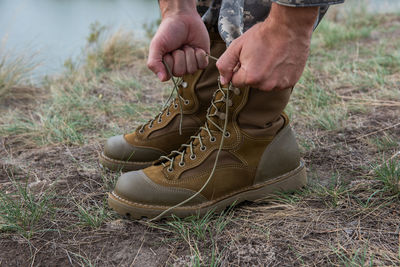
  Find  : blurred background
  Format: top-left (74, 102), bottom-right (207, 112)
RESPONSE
top-left (0, 0), bottom-right (160, 77)
top-left (0, 0), bottom-right (399, 77)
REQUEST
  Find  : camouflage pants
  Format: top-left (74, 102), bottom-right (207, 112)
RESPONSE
top-left (196, 0), bottom-right (331, 45)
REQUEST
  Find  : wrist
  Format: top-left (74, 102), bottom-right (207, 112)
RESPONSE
top-left (159, 0), bottom-right (197, 18)
top-left (266, 3), bottom-right (318, 37)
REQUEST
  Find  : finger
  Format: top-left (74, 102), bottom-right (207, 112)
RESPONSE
top-left (183, 46), bottom-right (197, 74)
top-left (233, 62), bottom-right (241, 73)
top-left (163, 54), bottom-right (174, 80)
top-left (216, 40), bottom-right (242, 85)
top-left (195, 48), bottom-right (208, 69)
top-left (172, 49), bottom-right (186, 77)
top-left (147, 38), bottom-right (168, 81)
top-left (231, 66), bottom-right (248, 88)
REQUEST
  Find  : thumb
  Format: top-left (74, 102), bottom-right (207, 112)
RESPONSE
top-left (147, 38), bottom-right (168, 81)
top-left (216, 40), bottom-right (242, 85)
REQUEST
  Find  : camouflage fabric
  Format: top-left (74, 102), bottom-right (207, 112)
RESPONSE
top-left (197, 0), bottom-right (344, 45)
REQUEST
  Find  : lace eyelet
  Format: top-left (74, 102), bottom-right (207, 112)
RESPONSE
top-left (139, 129), bottom-right (144, 134)
top-left (148, 125), bottom-right (153, 129)
top-left (179, 162), bottom-right (185, 167)
top-left (190, 154), bottom-right (196, 160)
top-left (158, 120), bottom-right (162, 124)
top-left (224, 131), bottom-right (231, 138)
top-left (174, 104), bottom-right (178, 109)
top-left (200, 146), bottom-right (206, 151)
top-left (167, 168), bottom-right (173, 172)
top-left (166, 111), bottom-right (170, 116)
top-left (210, 137), bottom-right (216, 142)
top-left (184, 100), bottom-right (190, 105)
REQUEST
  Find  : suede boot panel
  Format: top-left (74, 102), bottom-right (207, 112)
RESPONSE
top-left (196, 36), bottom-right (226, 110)
top-left (140, 87), bottom-right (256, 201)
top-left (238, 87), bottom-right (291, 137)
top-left (140, 86), bottom-right (300, 202)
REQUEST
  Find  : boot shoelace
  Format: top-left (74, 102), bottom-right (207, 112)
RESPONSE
top-left (160, 81), bottom-right (240, 171)
top-left (150, 54), bottom-right (237, 221)
top-left (138, 66), bottom-right (188, 135)
top-left (139, 54), bottom-right (220, 136)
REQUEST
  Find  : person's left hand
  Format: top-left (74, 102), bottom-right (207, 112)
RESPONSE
top-left (216, 4), bottom-right (318, 91)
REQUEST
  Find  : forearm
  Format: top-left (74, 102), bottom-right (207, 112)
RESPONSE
top-left (264, 3), bottom-right (319, 38)
top-left (272, 0), bottom-right (344, 7)
top-left (158, 0), bottom-right (197, 18)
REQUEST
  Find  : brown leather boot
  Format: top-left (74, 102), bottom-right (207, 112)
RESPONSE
top-left (99, 37), bottom-right (226, 171)
top-left (108, 83), bottom-right (307, 219)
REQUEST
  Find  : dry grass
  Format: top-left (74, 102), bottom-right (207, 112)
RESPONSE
top-left (0, 3), bottom-right (399, 266)
top-left (0, 43), bottom-right (39, 100)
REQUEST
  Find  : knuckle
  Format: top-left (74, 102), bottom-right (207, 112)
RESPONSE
top-left (245, 72), bottom-right (261, 85)
top-left (188, 68), bottom-right (197, 74)
top-left (173, 69), bottom-right (184, 77)
top-left (230, 39), bottom-right (238, 47)
top-left (184, 46), bottom-right (194, 53)
top-left (261, 80), bottom-right (276, 91)
top-left (147, 61), bottom-right (156, 71)
top-left (216, 60), bottom-right (225, 72)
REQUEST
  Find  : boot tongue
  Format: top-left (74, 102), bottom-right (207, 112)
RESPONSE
top-left (190, 87), bottom-right (228, 148)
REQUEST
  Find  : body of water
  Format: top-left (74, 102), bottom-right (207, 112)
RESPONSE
top-left (0, 0), bottom-right (160, 77)
top-left (0, 0), bottom-right (399, 78)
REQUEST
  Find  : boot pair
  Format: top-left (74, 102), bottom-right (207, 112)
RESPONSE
top-left (100, 37), bottom-right (306, 220)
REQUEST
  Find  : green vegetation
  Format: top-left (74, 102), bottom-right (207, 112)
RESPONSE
top-left (149, 207), bottom-right (235, 266)
top-left (375, 157), bottom-right (400, 195)
top-left (0, 180), bottom-right (54, 238)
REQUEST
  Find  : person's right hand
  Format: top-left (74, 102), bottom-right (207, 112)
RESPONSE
top-left (147, 11), bottom-right (210, 82)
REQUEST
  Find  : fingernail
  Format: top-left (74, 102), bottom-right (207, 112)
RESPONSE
top-left (157, 72), bottom-right (163, 81)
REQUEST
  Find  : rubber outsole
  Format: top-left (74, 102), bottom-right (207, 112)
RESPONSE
top-left (108, 160), bottom-right (307, 220)
top-left (99, 152), bottom-right (154, 172)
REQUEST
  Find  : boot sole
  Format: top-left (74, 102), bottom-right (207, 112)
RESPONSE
top-left (108, 160), bottom-right (307, 220)
top-left (99, 152), bottom-right (154, 172)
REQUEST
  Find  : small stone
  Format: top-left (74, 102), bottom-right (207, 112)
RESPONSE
top-left (49, 179), bottom-right (68, 187)
top-left (28, 180), bottom-right (48, 192)
top-left (107, 219), bottom-right (126, 230)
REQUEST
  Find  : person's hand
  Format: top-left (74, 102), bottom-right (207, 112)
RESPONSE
top-left (216, 3), bottom-right (318, 91)
top-left (147, 3), bottom-right (210, 82)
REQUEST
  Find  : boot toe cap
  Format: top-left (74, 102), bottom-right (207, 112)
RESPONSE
top-left (103, 135), bottom-right (135, 161)
top-left (103, 135), bottom-right (164, 162)
top-left (113, 170), bottom-right (207, 206)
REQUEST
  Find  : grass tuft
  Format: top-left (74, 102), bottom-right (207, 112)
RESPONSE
top-left (0, 180), bottom-right (54, 238)
top-left (374, 157), bottom-right (400, 195)
top-left (85, 24), bottom-right (146, 73)
top-left (76, 199), bottom-right (111, 228)
top-left (0, 47), bottom-right (38, 100)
